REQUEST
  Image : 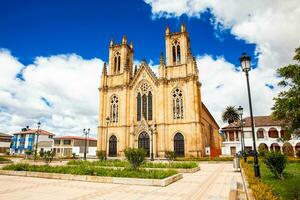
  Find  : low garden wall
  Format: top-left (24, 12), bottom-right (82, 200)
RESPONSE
top-left (0, 170), bottom-right (182, 187)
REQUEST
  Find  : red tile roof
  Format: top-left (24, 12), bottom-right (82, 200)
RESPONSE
top-left (54, 136), bottom-right (97, 141)
top-left (222, 115), bottom-right (284, 130)
top-left (14, 129), bottom-right (55, 136)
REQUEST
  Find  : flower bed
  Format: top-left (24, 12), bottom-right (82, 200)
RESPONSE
top-left (67, 160), bottom-right (198, 169)
top-left (3, 163), bottom-right (177, 179)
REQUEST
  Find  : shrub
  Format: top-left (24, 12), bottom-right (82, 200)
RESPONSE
top-left (96, 150), bottom-right (106, 161)
top-left (165, 151), bottom-right (176, 161)
top-left (39, 149), bottom-right (45, 158)
top-left (258, 147), bottom-right (267, 157)
top-left (72, 153), bottom-right (76, 159)
top-left (0, 156), bottom-right (10, 162)
top-left (25, 150), bottom-right (33, 159)
top-left (241, 160), bottom-right (278, 200)
top-left (42, 150), bottom-right (55, 165)
top-left (263, 151), bottom-right (287, 180)
top-left (124, 148), bottom-right (146, 170)
top-left (296, 150), bottom-right (300, 158)
top-left (3, 163), bottom-right (177, 179)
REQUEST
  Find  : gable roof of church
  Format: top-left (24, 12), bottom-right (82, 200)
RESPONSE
top-left (130, 61), bottom-right (158, 87)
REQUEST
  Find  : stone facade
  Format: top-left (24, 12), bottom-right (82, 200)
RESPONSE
top-left (98, 24), bottom-right (220, 158)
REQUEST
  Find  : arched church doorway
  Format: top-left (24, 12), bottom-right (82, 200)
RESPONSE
top-left (138, 132), bottom-right (150, 157)
top-left (109, 135), bottom-right (117, 157)
top-left (174, 132), bottom-right (185, 157)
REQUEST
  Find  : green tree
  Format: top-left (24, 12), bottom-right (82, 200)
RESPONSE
top-left (124, 148), bottom-right (146, 170)
top-left (272, 46), bottom-right (300, 136)
top-left (222, 106), bottom-right (240, 124)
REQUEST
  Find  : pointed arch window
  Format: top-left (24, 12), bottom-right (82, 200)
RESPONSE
top-left (173, 88), bottom-right (183, 119)
top-left (110, 95), bottom-right (119, 123)
top-left (136, 82), bottom-right (153, 121)
top-left (114, 52), bottom-right (121, 73)
top-left (137, 93), bottom-right (141, 121)
top-left (172, 40), bottom-right (181, 65)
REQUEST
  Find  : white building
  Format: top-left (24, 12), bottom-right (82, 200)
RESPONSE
top-left (221, 116), bottom-right (300, 156)
top-left (0, 133), bottom-right (12, 154)
top-left (11, 128), bottom-right (55, 154)
top-left (53, 136), bottom-right (97, 158)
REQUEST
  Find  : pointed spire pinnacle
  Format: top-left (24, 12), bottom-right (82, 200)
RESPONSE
top-left (193, 56), bottom-right (197, 67)
top-left (110, 38), bottom-right (114, 47)
top-left (160, 52), bottom-right (165, 65)
top-left (102, 62), bottom-right (107, 75)
top-left (134, 65), bottom-right (138, 75)
top-left (141, 58), bottom-right (147, 64)
top-left (165, 26), bottom-right (170, 35)
top-left (181, 23), bottom-right (186, 32)
top-left (129, 41), bottom-right (133, 49)
top-left (122, 35), bottom-right (127, 44)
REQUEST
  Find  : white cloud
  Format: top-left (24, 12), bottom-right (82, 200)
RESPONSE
top-left (0, 49), bottom-right (103, 137)
top-left (145, 0), bottom-right (300, 126)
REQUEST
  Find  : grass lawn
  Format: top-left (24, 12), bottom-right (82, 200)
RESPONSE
top-left (250, 160), bottom-right (300, 200)
top-left (3, 163), bottom-right (177, 179)
top-left (67, 160), bottom-right (198, 169)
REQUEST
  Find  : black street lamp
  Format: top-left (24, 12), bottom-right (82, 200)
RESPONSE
top-left (34, 121), bottom-right (41, 161)
top-left (105, 116), bottom-right (110, 160)
top-left (148, 124), bottom-right (154, 161)
top-left (237, 106), bottom-right (244, 152)
top-left (83, 128), bottom-right (90, 160)
top-left (240, 53), bottom-right (260, 178)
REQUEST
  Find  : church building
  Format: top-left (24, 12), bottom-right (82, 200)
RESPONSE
top-left (98, 24), bottom-right (221, 158)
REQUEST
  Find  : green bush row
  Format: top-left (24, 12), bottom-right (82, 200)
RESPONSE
top-left (241, 160), bottom-right (279, 200)
top-left (3, 163), bottom-right (177, 179)
top-left (67, 159), bottom-right (198, 169)
top-left (0, 156), bottom-right (11, 162)
top-left (176, 156), bottom-right (233, 162)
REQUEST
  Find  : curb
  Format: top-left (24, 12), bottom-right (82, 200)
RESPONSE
top-left (0, 170), bottom-right (182, 187)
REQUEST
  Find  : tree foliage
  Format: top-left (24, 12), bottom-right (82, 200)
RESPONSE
top-left (124, 148), bottom-right (146, 170)
top-left (222, 106), bottom-right (240, 124)
top-left (272, 46), bottom-right (300, 136)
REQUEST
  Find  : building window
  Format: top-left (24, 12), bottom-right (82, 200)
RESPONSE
top-left (174, 132), bottom-right (184, 157)
top-left (114, 52), bottom-right (121, 73)
top-left (172, 40), bottom-right (181, 65)
top-left (63, 140), bottom-right (71, 145)
top-left (137, 93), bottom-right (141, 121)
top-left (172, 88), bottom-right (183, 119)
top-left (268, 128), bottom-right (279, 138)
top-left (136, 82), bottom-right (153, 121)
top-left (110, 95), bottom-right (119, 123)
top-left (54, 140), bottom-right (60, 145)
top-left (257, 128), bottom-right (264, 138)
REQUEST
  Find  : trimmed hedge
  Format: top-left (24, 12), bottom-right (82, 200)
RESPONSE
top-left (67, 160), bottom-right (198, 169)
top-left (241, 159), bottom-right (279, 200)
top-left (176, 157), bottom-right (233, 162)
top-left (3, 163), bottom-right (177, 179)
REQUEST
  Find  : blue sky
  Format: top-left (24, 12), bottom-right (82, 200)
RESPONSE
top-left (0, 0), bottom-right (299, 135)
top-left (0, 0), bottom-right (255, 66)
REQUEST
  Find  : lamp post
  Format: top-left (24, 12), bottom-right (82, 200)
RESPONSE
top-left (237, 106), bottom-right (244, 152)
top-left (83, 128), bottom-right (90, 160)
top-left (148, 125), bottom-right (154, 161)
top-left (105, 116), bottom-right (110, 160)
top-left (34, 121), bottom-right (41, 161)
top-left (240, 53), bottom-right (260, 178)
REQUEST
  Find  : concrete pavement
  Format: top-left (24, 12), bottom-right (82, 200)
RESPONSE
top-left (0, 163), bottom-right (243, 200)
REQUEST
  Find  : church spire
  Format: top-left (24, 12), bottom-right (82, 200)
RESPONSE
top-left (160, 52), bottom-right (165, 65)
top-left (102, 62), bottom-right (107, 76)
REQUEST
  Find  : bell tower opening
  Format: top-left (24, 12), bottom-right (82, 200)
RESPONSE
top-left (165, 24), bottom-right (191, 66)
top-left (108, 36), bottom-right (133, 75)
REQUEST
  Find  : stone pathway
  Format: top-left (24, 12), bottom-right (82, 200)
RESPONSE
top-left (0, 163), bottom-right (243, 200)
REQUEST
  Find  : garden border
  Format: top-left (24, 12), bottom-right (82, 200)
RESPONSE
top-left (0, 170), bottom-right (182, 187)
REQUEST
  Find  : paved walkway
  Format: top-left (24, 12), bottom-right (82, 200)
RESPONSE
top-left (0, 163), bottom-right (242, 200)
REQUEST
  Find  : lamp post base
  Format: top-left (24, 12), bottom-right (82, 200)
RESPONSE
top-left (254, 164), bottom-right (260, 177)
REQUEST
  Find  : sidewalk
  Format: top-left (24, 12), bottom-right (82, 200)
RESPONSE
top-left (0, 163), bottom-right (243, 200)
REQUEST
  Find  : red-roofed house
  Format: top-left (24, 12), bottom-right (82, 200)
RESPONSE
top-left (53, 136), bottom-right (97, 158)
top-left (221, 115), bottom-right (300, 156)
top-left (11, 127), bottom-right (55, 155)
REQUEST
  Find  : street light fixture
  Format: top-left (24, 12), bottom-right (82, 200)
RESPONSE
top-left (237, 106), bottom-right (244, 152)
top-left (105, 116), bottom-right (110, 160)
top-left (34, 121), bottom-right (41, 161)
top-left (240, 53), bottom-right (260, 178)
top-left (83, 128), bottom-right (90, 160)
top-left (148, 124), bottom-right (154, 161)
